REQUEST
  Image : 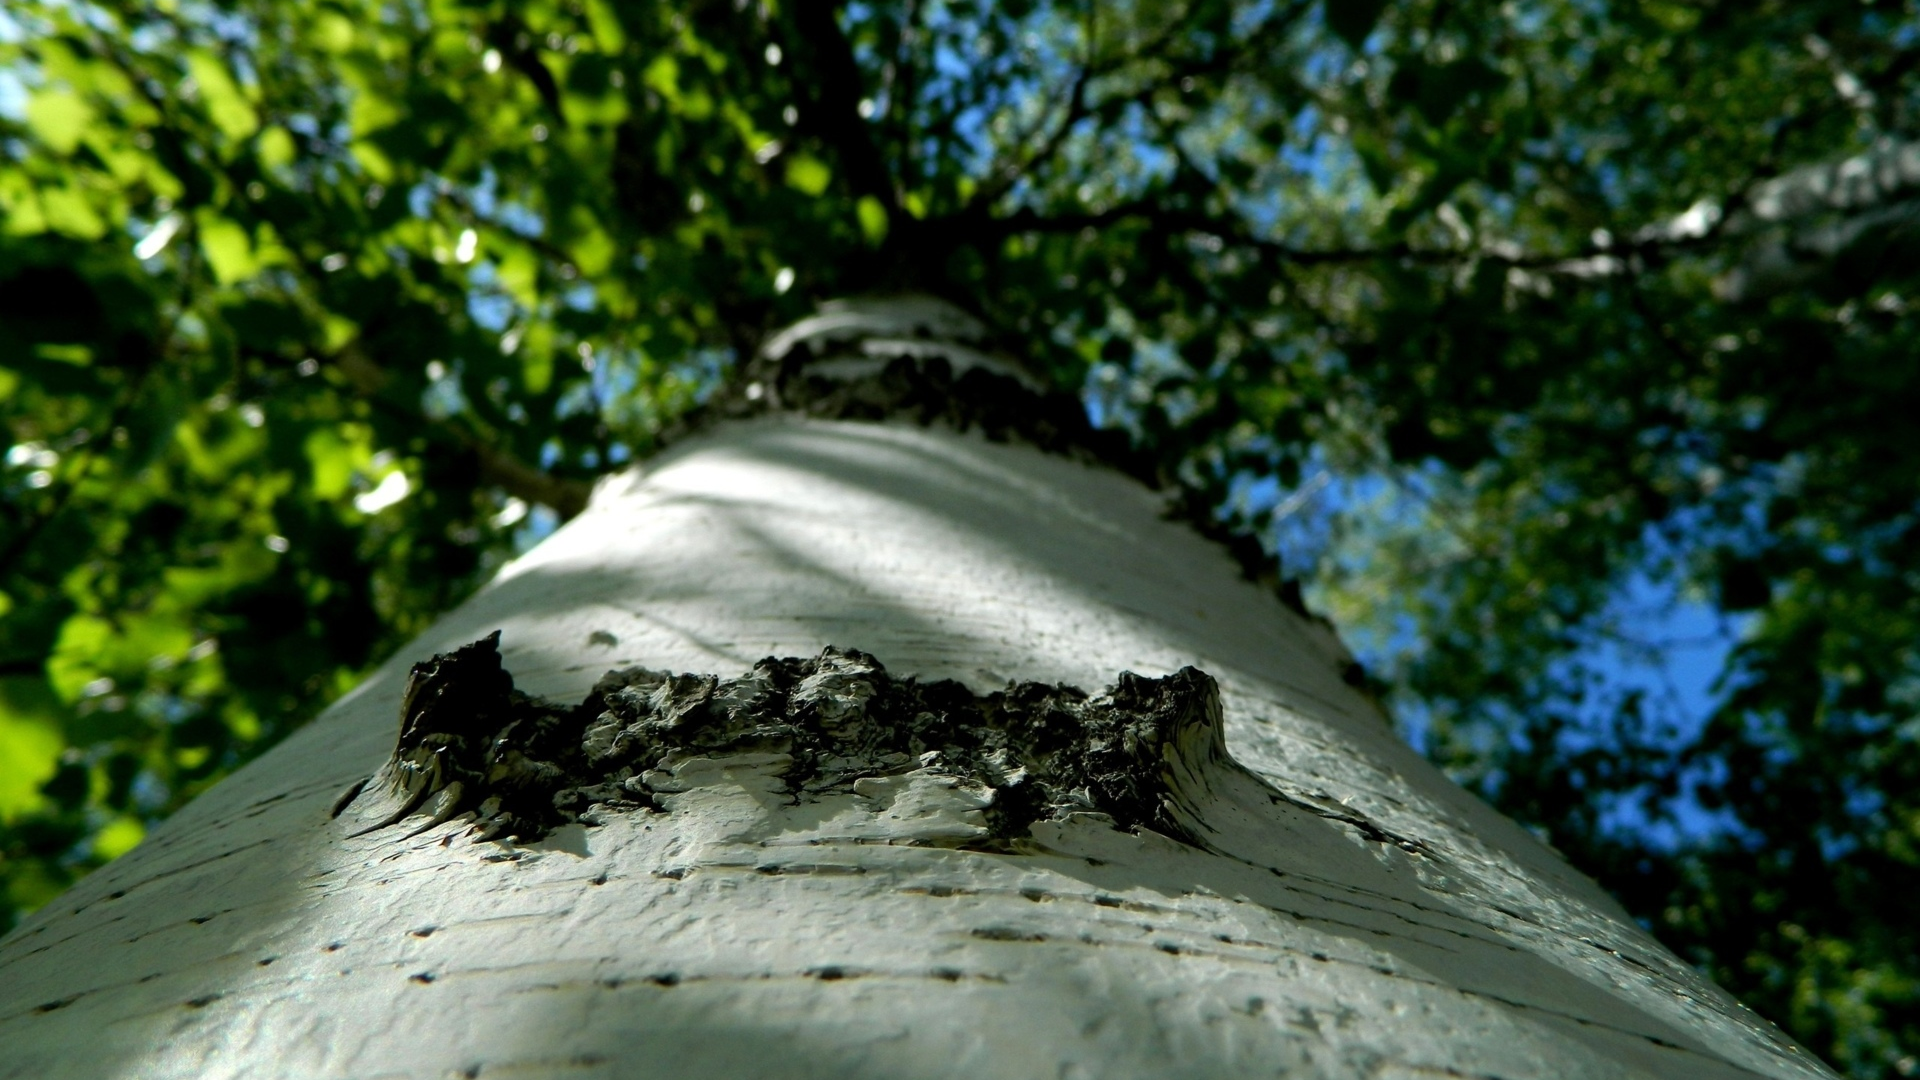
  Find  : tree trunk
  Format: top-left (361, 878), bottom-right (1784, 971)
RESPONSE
top-left (0, 300), bottom-right (1833, 1079)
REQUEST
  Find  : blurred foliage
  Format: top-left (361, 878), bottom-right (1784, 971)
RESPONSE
top-left (0, 0), bottom-right (1916, 1073)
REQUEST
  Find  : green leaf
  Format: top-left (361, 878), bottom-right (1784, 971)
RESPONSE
top-left (584, 0), bottom-right (627, 51)
top-left (523, 347), bottom-right (554, 394)
top-left (351, 141), bottom-right (395, 182)
top-left (785, 153), bottom-right (832, 197)
top-left (567, 208), bottom-right (616, 275)
top-left (257, 126), bottom-right (297, 170)
top-left (349, 87), bottom-right (404, 136)
top-left (311, 10), bottom-right (356, 53)
top-left (24, 90), bottom-right (94, 156)
top-left (90, 817), bottom-right (145, 860)
top-left (857, 195), bottom-right (888, 243)
top-left (497, 244), bottom-right (541, 305)
top-left (643, 55), bottom-right (682, 105)
top-left (305, 423), bottom-right (372, 500)
top-left (33, 343), bottom-right (92, 366)
top-left (38, 185), bottom-right (106, 240)
top-left (194, 209), bottom-right (258, 285)
top-left (0, 678), bottom-right (63, 822)
top-left (186, 50), bottom-right (260, 141)
top-left (0, 172), bottom-right (48, 235)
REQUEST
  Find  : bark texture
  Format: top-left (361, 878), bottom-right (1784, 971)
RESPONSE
top-left (0, 301), bottom-right (1837, 1079)
top-left (334, 634), bottom-right (1239, 851)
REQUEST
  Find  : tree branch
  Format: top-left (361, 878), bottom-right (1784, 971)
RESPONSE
top-left (969, 61), bottom-right (1094, 214)
top-left (788, 0), bottom-right (896, 212)
top-left (486, 15), bottom-right (567, 127)
top-left (471, 440), bottom-right (591, 519)
top-left (324, 339), bottom-right (593, 520)
top-left (988, 197), bottom-right (1736, 276)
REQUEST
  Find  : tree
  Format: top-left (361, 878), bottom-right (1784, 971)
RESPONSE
top-left (0, 294), bottom-right (1840, 1077)
top-left (0, 0), bottom-right (1916, 1074)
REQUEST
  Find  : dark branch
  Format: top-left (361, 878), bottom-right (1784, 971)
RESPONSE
top-left (985, 199), bottom-right (1729, 276)
top-left (324, 340), bottom-right (593, 520)
top-left (788, 0), bottom-right (896, 211)
top-left (487, 16), bottom-right (567, 126)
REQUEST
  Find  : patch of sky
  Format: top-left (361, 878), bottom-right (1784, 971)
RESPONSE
top-left (512, 503), bottom-right (559, 554)
top-left (1283, 130), bottom-right (1359, 206)
top-left (128, 769), bottom-right (171, 815)
top-left (1080, 336), bottom-right (1189, 437)
top-left (407, 180), bottom-right (435, 219)
top-left (0, 69), bottom-right (27, 122)
top-left (562, 283), bottom-right (596, 312)
top-left (1116, 102), bottom-right (1175, 184)
top-left (420, 361), bottom-right (467, 420)
top-left (1299, 41), bottom-right (1351, 86)
top-left (1575, 621), bottom-right (1749, 849)
top-left (919, 2), bottom-right (1073, 183)
top-left (470, 168), bottom-right (500, 217)
top-left (1592, 161), bottom-right (1629, 208)
top-left (1202, 423), bottom-right (1761, 856)
top-left (1230, 0), bottom-right (1280, 38)
top-left (176, 0), bottom-right (257, 46)
top-left (554, 377), bottom-right (598, 422)
top-left (492, 202), bottom-right (544, 238)
top-left (127, 15), bottom-right (177, 53)
top-left (672, 346), bottom-right (733, 405)
top-left (1550, 570), bottom-right (1753, 850)
top-left (457, 171), bottom-right (543, 237)
top-left (465, 278), bottom-right (515, 334)
top-left (1871, 6), bottom-right (1920, 48)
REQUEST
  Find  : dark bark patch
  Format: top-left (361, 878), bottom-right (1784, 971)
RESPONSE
top-left (971, 927), bottom-right (1048, 943)
top-left (333, 634), bottom-right (1231, 849)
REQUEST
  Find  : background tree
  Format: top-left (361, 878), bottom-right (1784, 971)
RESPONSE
top-left (0, 0), bottom-right (1914, 1074)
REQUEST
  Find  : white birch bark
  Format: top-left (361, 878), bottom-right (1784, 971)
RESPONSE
top-left (0, 391), bottom-right (1837, 1077)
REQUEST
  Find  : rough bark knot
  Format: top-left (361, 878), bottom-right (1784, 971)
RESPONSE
top-left (332, 633), bottom-right (1235, 849)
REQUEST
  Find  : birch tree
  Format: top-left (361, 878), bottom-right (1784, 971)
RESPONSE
top-left (3, 0), bottom-right (1918, 1074)
top-left (0, 295), bottom-right (1841, 1078)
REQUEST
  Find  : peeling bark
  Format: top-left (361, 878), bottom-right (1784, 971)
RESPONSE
top-left (334, 633), bottom-right (1240, 850)
top-left (675, 295), bottom-right (1139, 478)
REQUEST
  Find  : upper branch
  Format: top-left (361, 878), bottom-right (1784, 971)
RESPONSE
top-left (788, 0), bottom-right (896, 213)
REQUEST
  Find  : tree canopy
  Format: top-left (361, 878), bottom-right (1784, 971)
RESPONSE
top-left (1, 0), bottom-right (1916, 1074)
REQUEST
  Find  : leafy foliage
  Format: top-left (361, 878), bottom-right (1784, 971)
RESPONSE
top-left (1, 0), bottom-right (1916, 1073)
